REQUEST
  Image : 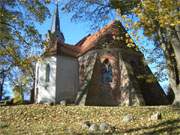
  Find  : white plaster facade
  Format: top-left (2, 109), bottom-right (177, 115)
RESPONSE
top-left (35, 57), bottom-right (56, 103)
top-left (35, 56), bottom-right (79, 103)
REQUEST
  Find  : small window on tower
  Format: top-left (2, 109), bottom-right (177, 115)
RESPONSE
top-left (45, 64), bottom-right (50, 82)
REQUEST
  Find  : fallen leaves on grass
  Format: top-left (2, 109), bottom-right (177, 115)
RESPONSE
top-left (0, 105), bottom-right (180, 134)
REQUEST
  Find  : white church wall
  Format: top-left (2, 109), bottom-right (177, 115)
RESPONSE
top-left (35, 56), bottom-right (57, 103)
top-left (56, 55), bottom-right (79, 103)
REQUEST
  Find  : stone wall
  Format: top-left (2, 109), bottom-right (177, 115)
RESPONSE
top-left (77, 47), bottom-right (168, 106)
top-left (77, 48), bottom-right (145, 106)
top-left (118, 51), bottom-right (145, 106)
top-left (120, 49), bottom-right (169, 105)
top-left (75, 50), bottom-right (97, 105)
top-left (56, 55), bottom-right (79, 103)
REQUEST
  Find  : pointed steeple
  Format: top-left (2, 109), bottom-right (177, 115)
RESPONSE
top-left (51, 3), bottom-right (60, 33)
top-left (50, 2), bottom-right (65, 42)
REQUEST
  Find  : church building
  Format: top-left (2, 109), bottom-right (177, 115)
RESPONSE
top-left (34, 3), bottom-right (169, 106)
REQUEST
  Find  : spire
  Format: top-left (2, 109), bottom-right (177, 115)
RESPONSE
top-left (50, 2), bottom-right (65, 42)
top-left (51, 3), bottom-right (60, 33)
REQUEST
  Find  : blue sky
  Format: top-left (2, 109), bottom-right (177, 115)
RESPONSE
top-left (36, 3), bottom-right (90, 45)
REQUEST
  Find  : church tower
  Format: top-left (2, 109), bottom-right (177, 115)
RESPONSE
top-left (34, 3), bottom-right (79, 104)
top-left (50, 3), bottom-right (64, 42)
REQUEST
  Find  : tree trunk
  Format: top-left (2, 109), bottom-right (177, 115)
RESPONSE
top-left (30, 88), bottom-right (34, 103)
top-left (0, 70), bottom-right (5, 100)
top-left (0, 84), bottom-right (3, 100)
top-left (161, 42), bottom-right (180, 105)
top-left (30, 77), bottom-right (35, 103)
top-left (170, 26), bottom-right (180, 105)
top-left (158, 26), bottom-right (180, 105)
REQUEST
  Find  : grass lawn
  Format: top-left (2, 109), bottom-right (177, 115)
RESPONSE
top-left (0, 105), bottom-right (180, 134)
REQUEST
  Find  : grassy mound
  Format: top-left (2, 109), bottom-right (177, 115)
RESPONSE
top-left (0, 105), bottom-right (180, 134)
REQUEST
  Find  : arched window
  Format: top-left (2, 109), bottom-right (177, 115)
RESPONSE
top-left (36, 66), bottom-right (39, 84)
top-left (45, 64), bottom-right (50, 82)
top-left (102, 59), bottom-right (112, 83)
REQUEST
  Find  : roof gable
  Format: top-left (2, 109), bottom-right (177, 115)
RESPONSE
top-left (44, 20), bottom-right (137, 57)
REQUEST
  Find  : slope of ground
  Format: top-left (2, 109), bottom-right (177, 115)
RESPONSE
top-left (0, 105), bottom-right (180, 134)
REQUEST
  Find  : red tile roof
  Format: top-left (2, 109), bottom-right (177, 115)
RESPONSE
top-left (44, 21), bottom-right (123, 57)
top-left (74, 21), bottom-right (121, 55)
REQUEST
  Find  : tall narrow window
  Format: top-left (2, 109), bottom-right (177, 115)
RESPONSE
top-left (102, 59), bottom-right (112, 83)
top-left (45, 64), bottom-right (50, 82)
top-left (36, 66), bottom-right (39, 85)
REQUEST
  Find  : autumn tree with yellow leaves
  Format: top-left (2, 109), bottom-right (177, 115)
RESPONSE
top-left (0, 1), bottom-right (50, 103)
top-left (130, 0), bottom-right (180, 105)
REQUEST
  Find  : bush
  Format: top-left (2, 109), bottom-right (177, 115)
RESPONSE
top-left (13, 85), bottom-right (24, 104)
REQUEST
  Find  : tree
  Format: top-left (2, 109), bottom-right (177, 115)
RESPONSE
top-left (62, 0), bottom-right (139, 29)
top-left (0, 68), bottom-right (5, 100)
top-left (0, 66), bottom-right (12, 100)
top-left (62, 0), bottom-right (179, 104)
top-left (131, 0), bottom-right (179, 105)
top-left (0, 1), bottom-right (50, 102)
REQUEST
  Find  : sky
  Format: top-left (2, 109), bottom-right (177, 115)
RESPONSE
top-left (35, 3), bottom-right (90, 45)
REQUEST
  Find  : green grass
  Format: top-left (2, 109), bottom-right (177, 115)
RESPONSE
top-left (0, 105), bottom-right (180, 135)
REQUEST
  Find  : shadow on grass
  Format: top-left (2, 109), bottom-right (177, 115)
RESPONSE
top-left (172, 107), bottom-right (180, 111)
top-left (0, 122), bottom-right (9, 129)
top-left (121, 119), bottom-right (180, 134)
